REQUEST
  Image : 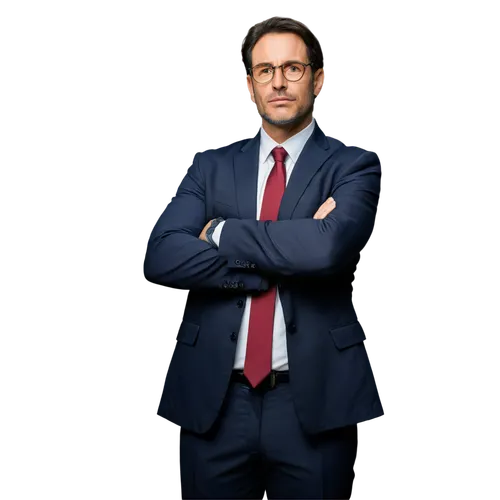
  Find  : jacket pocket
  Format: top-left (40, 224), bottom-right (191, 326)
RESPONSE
top-left (329, 320), bottom-right (366, 350)
top-left (176, 320), bottom-right (200, 346)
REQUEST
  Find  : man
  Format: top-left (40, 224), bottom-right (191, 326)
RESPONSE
top-left (144, 16), bottom-right (384, 500)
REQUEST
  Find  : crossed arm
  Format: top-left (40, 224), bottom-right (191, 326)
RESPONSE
top-left (143, 149), bottom-right (381, 290)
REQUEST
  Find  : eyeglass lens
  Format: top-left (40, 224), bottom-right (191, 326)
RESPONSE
top-left (253, 63), bottom-right (305, 83)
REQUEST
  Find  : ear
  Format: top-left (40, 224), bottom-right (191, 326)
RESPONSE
top-left (313, 68), bottom-right (324, 98)
top-left (247, 75), bottom-right (256, 104)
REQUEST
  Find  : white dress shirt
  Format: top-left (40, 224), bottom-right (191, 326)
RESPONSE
top-left (212, 117), bottom-right (316, 371)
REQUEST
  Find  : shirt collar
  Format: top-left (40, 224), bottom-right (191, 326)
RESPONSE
top-left (259, 117), bottom-right (316, 165)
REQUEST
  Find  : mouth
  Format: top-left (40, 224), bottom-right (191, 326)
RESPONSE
top-left (269, 97), bottom-right (294, 103)
top-left (269, 98), bottom-right (294, 104)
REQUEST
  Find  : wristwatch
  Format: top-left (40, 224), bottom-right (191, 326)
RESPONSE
top-left (206, 217), bottom-right (224, 248)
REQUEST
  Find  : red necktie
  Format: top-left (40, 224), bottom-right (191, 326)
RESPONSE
top-left (244, 146), bottom-right (288, 388)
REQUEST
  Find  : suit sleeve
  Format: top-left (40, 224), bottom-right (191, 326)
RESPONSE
top-left (217, 150), bottom-right (381, 277)
top-left (143, 153), bottom-right (270, 292)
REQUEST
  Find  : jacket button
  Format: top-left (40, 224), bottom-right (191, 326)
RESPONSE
top-left (238, 282), bottom-right (244, 288)
top-left (230, 332), bottom-right (238, 341)
top-left (222, 282), bottom-right (228, 288)
top-left (251, 263), bottom-right (256, 268)
top-left (237, 299), bottom-right (244, 308)
top-left (235, 259), bottom-right (240, 265)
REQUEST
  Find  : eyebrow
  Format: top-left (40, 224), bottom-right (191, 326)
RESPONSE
top-left (253, 59), bottom-right (306, 67)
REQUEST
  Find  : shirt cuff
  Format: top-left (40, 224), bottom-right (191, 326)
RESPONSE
top-left (211, 220), bottom-right (225, 247)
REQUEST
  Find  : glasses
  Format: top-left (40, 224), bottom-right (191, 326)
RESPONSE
top-left (249, 61), bottom-right (313, 84)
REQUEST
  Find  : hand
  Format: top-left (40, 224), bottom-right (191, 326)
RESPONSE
top-left (199, 218), bottom-right (216, 243)
top-left (313, 196), bottom-right (336, 219)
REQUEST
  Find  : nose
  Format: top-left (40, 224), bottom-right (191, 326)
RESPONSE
top-left (271, 66), bottom-right (287, 91)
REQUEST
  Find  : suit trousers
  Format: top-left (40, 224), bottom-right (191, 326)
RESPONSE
top-left (179, 376), bottom-right (358, 499)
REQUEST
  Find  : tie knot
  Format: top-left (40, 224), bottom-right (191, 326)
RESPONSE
top-left (271, 146), bottom-right (288, 164)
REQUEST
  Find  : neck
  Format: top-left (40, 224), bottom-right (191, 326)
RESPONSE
top-left (262, 113), bottom-right (313, 144)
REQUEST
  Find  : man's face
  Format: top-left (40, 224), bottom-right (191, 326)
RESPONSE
top-left (246, 32), bottom-right (324, 126)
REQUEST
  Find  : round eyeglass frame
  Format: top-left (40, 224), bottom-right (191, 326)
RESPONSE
top-left (248, 61), bottom-right (313, 84)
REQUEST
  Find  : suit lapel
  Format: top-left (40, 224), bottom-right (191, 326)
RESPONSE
top-left (233, 129), bottom-right (260, 220)
top-left (278, 122), bottom-right (331, 220)
top-left (233, 120), bottom-right (331, 221)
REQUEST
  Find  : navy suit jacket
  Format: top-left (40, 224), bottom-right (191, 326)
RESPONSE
top-left (144, 120), bottom-right (384, 435)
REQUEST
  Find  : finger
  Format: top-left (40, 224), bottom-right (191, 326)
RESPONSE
top-left (314, 204), bottom-right (329, 218)
top-left (314, 198), bottom-right (336, 219)
top-left (315, 206), bottom-right (328, 218)
top-left (327, 199), bottom-right (336, 211)
top-left (319, 198), bottom-right (335, 212)
top-left (317, 204), bottom-right (336, 219)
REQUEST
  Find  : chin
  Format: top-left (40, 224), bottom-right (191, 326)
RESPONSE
top-left (262, 108), bottom-right (301, 126)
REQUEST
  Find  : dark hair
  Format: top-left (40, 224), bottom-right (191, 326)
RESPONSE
top-left (241, 17), bottom-right (324, 75)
